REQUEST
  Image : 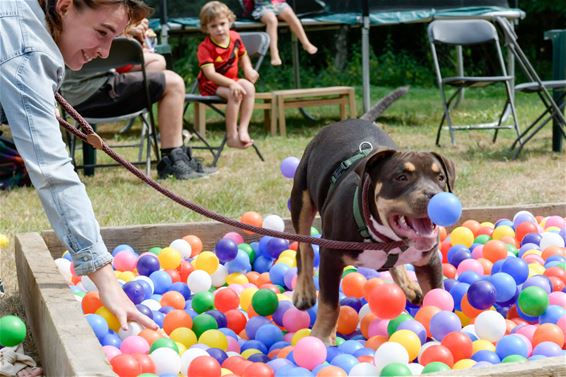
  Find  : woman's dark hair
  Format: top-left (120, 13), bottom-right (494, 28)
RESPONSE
top-left (39, 0), bottom-right (152, 42)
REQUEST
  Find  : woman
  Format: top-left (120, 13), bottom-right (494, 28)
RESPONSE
top-left (0, 0), bottom-right (157, 348)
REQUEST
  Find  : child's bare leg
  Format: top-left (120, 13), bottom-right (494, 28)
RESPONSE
top-left (261, 12), bottom-right (282, 65)
top-left (216, 87), bottom-right (246, 149)
top-left (278, 7), bottom-right (317, 54)
top-left (237, 79), bottom-right (255, 147)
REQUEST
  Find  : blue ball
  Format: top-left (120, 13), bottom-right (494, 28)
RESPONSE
top-left (449, 282), bottom-right (470, 311)
top-left (136, 254), bottom-right (160, 276)
top-left (501, 257), bottom-right (529, 285)
top-left (214, 238), bottom-right (239, 263)
top-left (496, 335), bottom-right (529, 359)
top-left (467, 280), bottom-right (497, 310)
top-left (255, 324), bottom-right (284, 349)
top-left (99, 330), bottom-right (121, 348)
top-left (122, 281), bottom-right (145, 305)
top-left (207, 347), bottom-right (228, 365)
top-left (266, 238), bottom-right (290, 259)
top-left (490, 272), bottom-right (518, 304)
top-left (330, 353), bottom-right (358, 373)
top-left (86, 314), bottom-right (109, 339)
top-left (472, 350), bottom-right (500, 364)
top-left (135, 304), bottom-right (153, 320)
top-left (337, 339), bottom-right (364, 355)
top-left (149, 270), bottom-right (172, 294)
top-left (539, 305), bottom-right (566, 324)
top-left (427, 192), bottom-right (462, 226)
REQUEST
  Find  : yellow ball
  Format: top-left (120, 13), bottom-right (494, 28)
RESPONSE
top-left (195, 251), bottom-right (220, 274)
top-left (120, 271), bottom-right (136, 282)
top-left (491, 225), bottom-right (515, 241)
top-left (276, 257), bottom-right (296, 267)
top-left (480, 222), bottom-right (495, 228)
top-left (522, 249), bottom-right (542, 257)
top-left (158, 247), bottom-right (182, 270)
top-left (221, 368), bottom-right (234, 376)
top-left (241, 348), bottom-right (261, 359)
top-left (453, 358), bottom-right (476, 369)
top-left (95, 306), bottom-right (120, 332)
top-left (278, 249), bottom-right (296, 260)
top-left (450, 226), bottom-right (475, 248)
top-left (170, 327), bottom-right (197, 348)
top-left (472, 339), bottom-right (496, 354)
top-left (291, 328), bottom-right (311, 345)
top-left (226, 272), bottom-right (248, 285)
top-left (390, 329), bottom-right (421, 362)
top-left (277, 293), bottom-right (292, 302)
top-left (528, 263), bottom-right (545, 277)
top-left (199, 329), bottom-right (228, 351)
top-left (455, 310), bottom-right (471, 327)
top-left (240, 287), bottom-right (258, 311)
top-left (176, 341), bottom-right (187, 355)
top-left (0, 234), bottom-right (10, 250)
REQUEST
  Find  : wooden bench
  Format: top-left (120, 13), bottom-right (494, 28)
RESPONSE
top-left (273, 86), bottom-right (356, 136)
top-left (192, 92), bottom-right (277, 136)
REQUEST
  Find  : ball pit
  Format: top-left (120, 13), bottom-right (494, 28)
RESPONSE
top-left (31, 208), bottom-right (564, 376)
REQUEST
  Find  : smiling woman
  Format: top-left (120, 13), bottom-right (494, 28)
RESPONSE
top-left (0, 1), bottom-right (157, 372)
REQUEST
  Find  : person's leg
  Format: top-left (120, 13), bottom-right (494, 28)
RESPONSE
top-left (216, 86), bottom-right (247, 149)
top-left (260, 11), bottom-right (282, 66)
top-left (143, 51), bottom-right (167, 72)
top-left (236, 79), bottom-right (256, 147)
top-left (16, 366), bottom-right (43, 377)
top-left (278, 6), bottom-right (317, 54)
top-left (157, 70), bottom-right (185, 149)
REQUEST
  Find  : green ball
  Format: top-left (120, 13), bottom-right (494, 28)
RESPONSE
top-left (387, 313), bottom-right (412, 336)
top-left (422, 361), bottom-right (450, 374)
top-left (310, 227), bottom-right (320, 236)
top-left (0, 315), bottom-right (26, 347)
top-left (474, 234), bottom-right (491, 245)
top-left (502, 355), bottom-right (527, 363)
top-left (192, 313), bottom-right (218, 338)
top-left (335, 336), bottom-right (345, 346)
top-left (238, 243), bottom-right (256, 263)
top-left (192, 291), bottom-right (214, 313)
top-left (517, 286), bottom-right (549, 317)
top-left (148, 246), bottom-right (162, 255)
top-left (380, 362), bottom-right (412, 376)
top-left (506, 244), bottom-right (518, 256)
top-left (149, 337), bottom-right (178, 353)
top-left (252, 289), bottom-right (279, 316)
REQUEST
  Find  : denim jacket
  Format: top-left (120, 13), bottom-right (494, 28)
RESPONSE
top-left (0, 0), bottom-right (112, 275)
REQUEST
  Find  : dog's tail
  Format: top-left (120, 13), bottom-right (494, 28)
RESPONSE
top-left (360, 86), bottom-right (410, 122)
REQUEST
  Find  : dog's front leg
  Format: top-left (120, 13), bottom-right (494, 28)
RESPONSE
top-left (311, 251), bottom-right (344, 345)
top-left (390, 265), bottom-right (423, 305)
top-left (413, 251), bottom-right (444, 297)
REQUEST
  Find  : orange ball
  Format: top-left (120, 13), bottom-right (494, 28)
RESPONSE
top-left (360, 312), bottom-right (378, 338)
top-left (256, 272), bottom-right (272, 287)
top-left (162, 309), bottom-right (193, 335)
top-left (544, 266), bottom-right (566, 285)
top-left (246, 271), bottom-right (260, 285)
top-left (542, 246), bottom-right (565, 261)
top-left (316, 365), bottom-right (347, 377)
top-left (341, 272), bottom-right (367, 298)
top-left (160, 291), bottom-right (186, 310)
top-left (482, 240), bottom-right (508, 263)
top-left (477, 258), bottom-right (493, 275)
top-left (214, 287), bottom-right (240, 313)
top-left (548, 276), bottom-right (565, 292)
top-left (337, 305), bottom-right (359, 335)
top-left (242, 362), bottom-right (274, 377)
top-left (183, 234), bottom-right (203, 257)
top-left (240, 211), bottom-right (263, 235)
top-left (365, 335), bottom-right (388, 350)
top-left (363, 278), bottom-right (384, 299)
top-left (532, 323), bottom-right (564, 348)
top-left (476, 226), bottom-right (493, 237)
top-left (461, 295), bottom-right (483, 319)
top-left (439, 226), bottom-right (448, 241)
top-left (419, 344), bottom-right (454, 367)
top-left (441, 331), bottom-right (473, 361)
top-left (462, 219), bottom-right (481, 236)
top-left (138, 328), bottom-right (162, 346)
top-left (164, 269), bottom-right (181, 283)
top-left (442, 263), bottom-right (457, 279)
top-left (415, 305), bottom-right (442, 338)
top-left (81, 291), bottom-right (103, 314)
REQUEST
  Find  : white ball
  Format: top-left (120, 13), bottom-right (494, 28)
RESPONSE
top-left (358, 303), bottom-right (371, 320)
top-left (348, 362), bottom-right (379, 376)
top-left (150, 347), bottom-right (181, 375)
top-left (262, 214), bottom-right (285, 232)
top-left (118, 322), bottom-right (143, 339)
top-left (134, 275), bottom-right (155, 295)
top-left (170, 239), bottom-right (192, 259)
top-left (374, 341), bottom-right (409, 374)
top-left (474, 310), bottom-right (506, 342)
top-left (80, 275), bottom-right (97, 291)
top-left (211, 264), bottom-right (228, 287)
top-left (187, 269), bottom-right (212, 293)
top-left (54, 258), bottom-right (72, 283)
top-left (540, 231), bottom-right (565, 249)
top-left (140, 298), bottom-right (161, 311)
top-left (180, 348), bottom-right (209, 376)
top-left (407, 362), bottom-right (424, 375)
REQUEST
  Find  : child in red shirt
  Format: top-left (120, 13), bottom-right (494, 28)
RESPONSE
top-left (197, 1), bottom-right (259, 149)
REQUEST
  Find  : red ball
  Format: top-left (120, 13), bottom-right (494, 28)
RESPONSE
top-left (225, 309), bottom-right (247, 334)
top-left (242, 362), bottom-right (274, 377)
top-left (482, 240), bottom-right (507, 263)
top-left (368, 283), bottom-right (406, 319)
top-left (441, 332), bottom-right (473, 362)
top-left (419, 344), bottom-right (454, 367)
top-left (442, 263), bottom-right (457, 279)
top-left (164, 269), bottom-right (181, 283)
top-left (545, 266), bottom-right (566, 285)
top-left (110, 354), bottom-right (142, 377)
top-left (188, 355), bottom-right (221, 377)
top-left (548, 276), bottom-right (565, 292)
top-left (223, 356), bottom-right (252, 376)
top-left (132, 353), bottom-right (155, 374)
top-left (515, 222), bottom-right (538, 243)
top-left (178, 260), bottom-right (194, 282)
top-left (214, 288), bottom-right (240, 313)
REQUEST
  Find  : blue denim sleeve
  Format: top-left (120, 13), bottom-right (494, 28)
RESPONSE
top-left (0, 51), bottom-right (112, 275)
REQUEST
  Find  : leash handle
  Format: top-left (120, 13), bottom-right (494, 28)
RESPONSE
top-left (55, 93), bottom-right (406, 252)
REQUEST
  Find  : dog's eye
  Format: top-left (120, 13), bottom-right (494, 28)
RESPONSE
top-left (395, 174), bottom-right (408, 182)
top-left (438, 174), bottom-right (446, 182)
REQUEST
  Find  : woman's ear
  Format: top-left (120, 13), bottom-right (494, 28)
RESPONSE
top-left (56, 0), bottom-right (72, 16)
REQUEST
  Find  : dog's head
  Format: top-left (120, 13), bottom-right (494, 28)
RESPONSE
top-left (356, 149), bottom-right (456, 250)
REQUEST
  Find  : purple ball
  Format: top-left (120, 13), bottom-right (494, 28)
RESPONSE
top-left (429, 311), bottom-right (462, 341)
top-left (207, 347), bottom-right (228, 365)
top-left (136, 254), bottom-right (160, 276)
top-left (521, 232), bottom-right (542, 246)
top-left (245, 316), bottom-right (271, 340)
top-left (206, 310), bottom-right (227, 328)
top-left (280, 156), bottom-right (300, 179)
top-left (532, 341), bottom-right (562, 357)
top-left (272, 300), bottom-right (294, 326)
top-left (135, 304), bottom-right (153, 319)
top-left (523, 275), bottom-right (552, 294)
top-left (266, 237), bottom-right (289, 259)
top-left (215, 238), bottom-right (239, 263)
top-left (122, 281), bottom-right (145, 304)
top-left (467, 280), bottom-right (497, 310)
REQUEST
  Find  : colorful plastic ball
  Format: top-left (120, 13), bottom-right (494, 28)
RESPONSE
top-left (149, 270), bottom-right (173, 295)
top-left (150, 347), bottom-right (181, 376)
top-left (532, 341), bottom-right (562, 357)
top-left (239, 211), bottom-right (264, 234)
top-left (447, 245), bottom-right (471, 267)
top-left (122, 280), bottom-right (146, 305)
top-left (474, 310), bottom-right (506, 342)
top-left (374, 342), bottom-right (409, 374)
top-left (450, 227), bottom-right (475, 248)
top-left (368, 283), bottom-right (406, 319)
top-left (336, 305), bottom-right (359, 336)
top-left (255, 324), bottom-right (284, 349)
top-left (540, 232), bottom-right (565, 249)
top-left (422, 288), bottom-right (454, 312)
top-left (292, 336), bottom-right (327, 370)
top-left (397, 319), bottom-right (427, 345)
top-left (113, 251), bottom-right (138, 272)
top-left (282, 308), bottom-right (310, 333)
top-left (441, 332), bottom-right (473, 362)
top-left (471, 349), bottom-right (500, 364)
top-left (419, 344), bottom-right (454, 367)
top-left (421, 361), bottom-right (450, 374)
top-left (110, 353), bottom-right (142, 377)
top-left (429, 311), bottom-right (462, 341)
top-left (482, 240), bottom-right (508, 263)
top-left (466, 280), bottom-right (496, 310)
top-left (162, 310), bottom-right (192, 335)
top-left (0, 315), bottom-right (27, 347)
top-left (380, 362), bottom-right (412, 376)
top-left (532, 323), bottom-right (564, 348)
top-left (214, 288), bottom-right (240, 313)
top-left (427, 192), bottom-right (462, 227)
top-left (215, 238), bottom-right (239, 263)
top-left (389, 329), bottom-right (421, 362)
top-left (280, 156), bottom-right (300, 179)
top-left (495, 334), bottom-right (529, 359)
top-left (251, 288), bottom-right (279, 316)
top-left (187, 270), bottom-right (212, 293)
top-left (199, 329), bottom-right (228, 351)
top-left (85, 313), bottom-right (109, 339)
top-left (266, 238), bottom-right (289, 259)
top-left (490, 272), bottom-right (517, 304)
top-left (120, 335), bottom-right (150, 354)
top-left (195, 251), bottom-right (220, 275)
top-left (149, 337), bottom-right (179, 354)
top-left (158, 247), bottom-right (182, 270)
top-left (517, 286), bottom-right (549, 317)
top-left (261, 214), bottom-right (285, 232)
top-left (192, 291), bottom-right (215, 313)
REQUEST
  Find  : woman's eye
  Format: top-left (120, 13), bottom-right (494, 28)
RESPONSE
top-left (98, 30), bottom-right (108, 37)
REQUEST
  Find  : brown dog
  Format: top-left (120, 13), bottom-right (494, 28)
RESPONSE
top-left (290, 90), bottom-right (456, 345)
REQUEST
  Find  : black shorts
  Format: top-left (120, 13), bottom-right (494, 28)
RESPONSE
top-left (74, 71), bottom-right (166, 118)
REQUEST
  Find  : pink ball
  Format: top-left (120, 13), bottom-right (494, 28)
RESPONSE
top-left (120, 335), bottom-right (149, 354)
top-left (549, 292), bottom-right (566, 308)
top-left (515, 324), bottom-right (537, 341)
top-left (294, 336), bottom-right (327, 370)
top-left (102, 345), bottom-right (122, 361)
top-left (223, 232), bottom-right (244, 244)
top-left (456, 259), bottom-right (484, 276)
top-left (367, 318), bottom-right (389, 338)
top-left (283, 332), bottom-right (294, 343)
top-left (544, 216), bottom-right (565, 229)
top-left (471, 245), bottom-right (484, 259)
top-left (113, 251), bottom-right (138, 272)
top-left (423, 288), bottom-right (455, 312)
top-left (229, 284), bottom-right (244, 295)
top-left (556, 315), bottom-right (566, 338)
top-left (227, 335), bottom-right (240, 352)
top-left (282, 308), bottom-right (310, 332)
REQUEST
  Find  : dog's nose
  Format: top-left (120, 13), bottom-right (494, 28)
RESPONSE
top-left (424, 191), bottom-right (438, 200)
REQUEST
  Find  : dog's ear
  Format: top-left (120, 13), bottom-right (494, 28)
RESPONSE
top-left (431, 152), bottom-right (456, 193)
top-left (354, 148), bottom-right (396, 178)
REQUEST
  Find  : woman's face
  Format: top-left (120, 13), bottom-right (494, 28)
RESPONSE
top-left (57, 0), bottom-right (129, 70)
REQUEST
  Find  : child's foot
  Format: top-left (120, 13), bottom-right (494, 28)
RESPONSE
top-left (303, 43), bottom-right (318, 55)
top-left (271, 57), bottom-right (282, 66)
top-left (17, 366), bottom-right (43, 377)
top-left (227, 136), bottom-right (250, 149)
top-left (239, 131), bottom-right (254, 148)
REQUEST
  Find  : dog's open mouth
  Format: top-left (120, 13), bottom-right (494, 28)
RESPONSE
top-left (389, 214), bottom-right (438, 242)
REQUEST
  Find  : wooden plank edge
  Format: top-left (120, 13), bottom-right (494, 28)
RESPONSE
top-left (15, 232), bottom-right (115, 376)
top-left (429, 355), bottom-right (566, 376)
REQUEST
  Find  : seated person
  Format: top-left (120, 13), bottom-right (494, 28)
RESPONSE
top-left (197, 1), bottom-right (259, 149)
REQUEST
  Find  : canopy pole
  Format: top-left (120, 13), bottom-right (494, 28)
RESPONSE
top-left (362, 0), bottom-right (370, 113)
top-left (159, 0), bottom-right (169, 45)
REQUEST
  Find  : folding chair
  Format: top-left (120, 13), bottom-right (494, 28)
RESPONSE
top-left (427, 19), bottom-right (521, 146)
top-left (64, 37), bottom-right (159, 176)
top-left (495, 17), bottom-right (566, 159)
top-left (183, 32), bottom-right (268, 167)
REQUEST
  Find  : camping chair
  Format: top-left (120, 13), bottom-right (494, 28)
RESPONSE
top-left (64, 37), bottom-right (159, 176)
top-left (495, 17), bottom-right (566, 159)
top-left (427, 19), bottom-right (521, 146)
top-left (183, 32), bottom-right (268, 167)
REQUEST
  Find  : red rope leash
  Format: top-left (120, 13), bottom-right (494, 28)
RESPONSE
top-left (56, 93), bottom-right (406, 251)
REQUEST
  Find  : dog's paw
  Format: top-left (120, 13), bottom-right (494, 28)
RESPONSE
top-left (402, 281), bottom-right (423, 305)
top-left (293, 280), bottom-right (317, 310)
top-left (311, 329), bottom-right (335, 346)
